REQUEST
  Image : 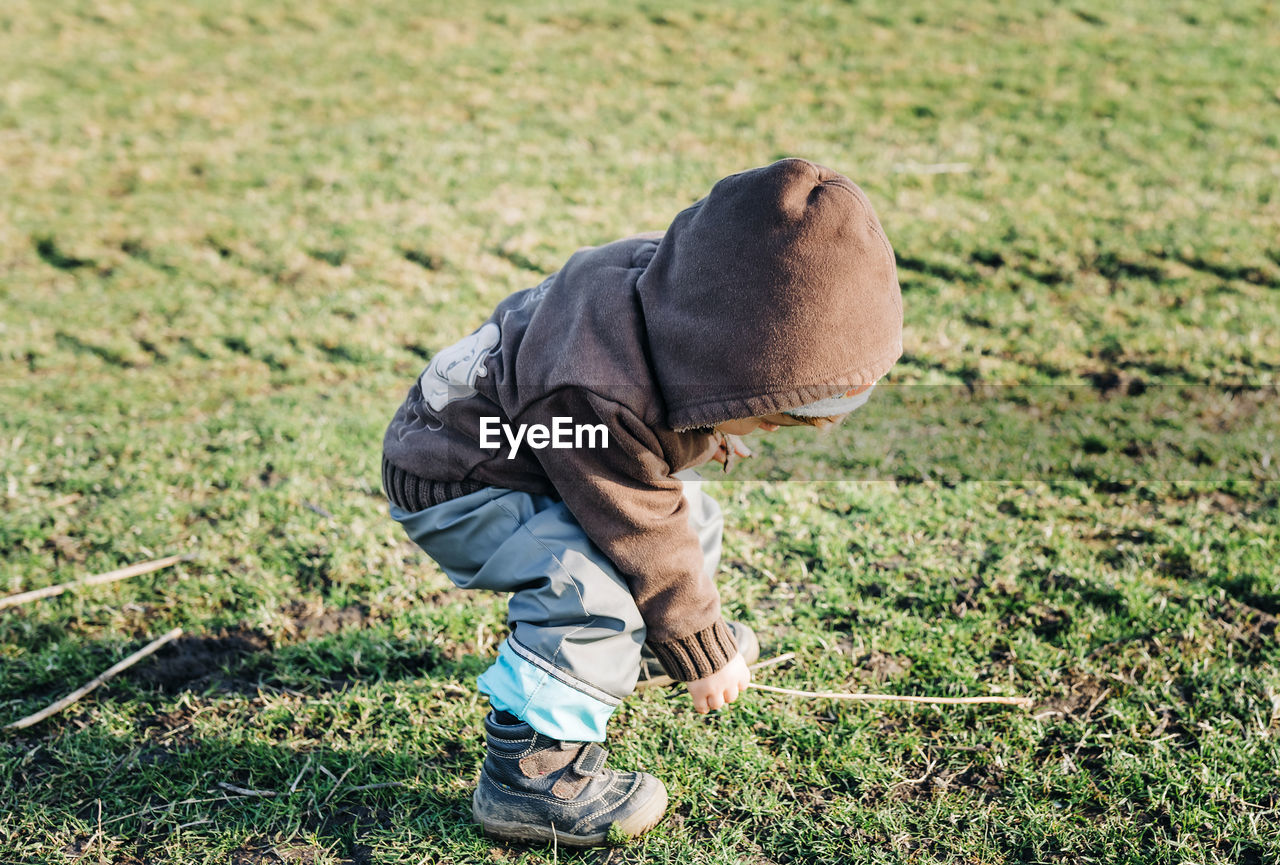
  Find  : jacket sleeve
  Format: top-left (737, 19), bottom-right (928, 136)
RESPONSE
top-left (517, 387), bottom-right (738, 681)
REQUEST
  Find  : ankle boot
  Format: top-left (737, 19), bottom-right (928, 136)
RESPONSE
top-left (471, 712), bottom-right (668, 847)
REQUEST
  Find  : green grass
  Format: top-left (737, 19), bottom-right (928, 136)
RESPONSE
top-left (2, 0), bottom-right (1278, 862)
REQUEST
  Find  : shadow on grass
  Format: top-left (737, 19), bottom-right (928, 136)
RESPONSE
top-left (3, 700), bottom-right (630, 863)
top-left (3, 722), bottom-right (483, 864)
top-left (0, 591), bottom-right (522, 860)
top-left (0, 598), bottom-right (498, 706)
top-left (0, 633), bottom-right (513, 863)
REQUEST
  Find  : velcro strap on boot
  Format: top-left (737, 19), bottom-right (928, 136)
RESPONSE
top-left (572, 743), bottom-right (608, 777)
top-left (518, 741), bottom-right (579, 779)
top-left (550, 743), bottom-right (609, 801)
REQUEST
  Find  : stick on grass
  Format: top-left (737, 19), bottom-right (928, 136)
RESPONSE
top-left (748, 652), bottom-right (796, 672)
top-left (748, 682), bottom-right (1033, 708)
top-left (748, 654), bottom-right (1033, 709)
top-left (0, 554), bottom-right (190, 611)
top-left (4, 627), bottom-right (184, 730)
top-left (217, 781), bottom-right (278, 798)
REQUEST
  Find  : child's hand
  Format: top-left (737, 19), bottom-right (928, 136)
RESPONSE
top-left (687, 653), bottom-right (752, 713)
top-left (710, 434), bottom-right (752, 471)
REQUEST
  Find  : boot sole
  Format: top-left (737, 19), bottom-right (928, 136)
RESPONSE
top-left (472, 782), bottom-right (668, 848)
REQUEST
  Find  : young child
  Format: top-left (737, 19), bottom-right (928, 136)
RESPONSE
top-left (382, 158), bottom-right (903, 847)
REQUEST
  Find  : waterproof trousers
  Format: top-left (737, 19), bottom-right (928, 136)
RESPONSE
top-left (391, 469), bottom-right (722, 742)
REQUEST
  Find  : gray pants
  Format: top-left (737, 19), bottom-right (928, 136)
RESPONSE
top-left (391, 469), bottom-right (722, 742)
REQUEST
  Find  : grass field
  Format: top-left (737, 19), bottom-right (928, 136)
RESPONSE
top-left (2, 1), bottom-right (1278, 862)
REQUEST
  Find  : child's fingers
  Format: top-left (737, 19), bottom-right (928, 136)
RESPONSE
top-left (694, 688), bottom-right (746, 714)
top-left (714, 687), bottom-right (739, 711)
top-left (689, 653), bottom-right (751, 712)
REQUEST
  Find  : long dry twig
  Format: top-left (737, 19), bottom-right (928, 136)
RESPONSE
top-left (748, 652), bottom-right (796, 672)
top-left (217, 782), bottom-right (278, 798)
top-left (288, 754), bottom-right (313, 795)
top-left (345, 781), bottom-right (408, 793)
top-left (321, 766), bottom-right (355, 807)
top-left (4, 628), bottom-right (184, 730)
top-left (748, 653), bottom-right (1033, 709)
top-left (0, 555), bottom-right (189, 611)
top-left (748, 682), bottom-right (1033, 708)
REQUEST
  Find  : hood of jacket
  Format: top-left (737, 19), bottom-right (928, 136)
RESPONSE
top-left (635, 158), bottom-right (904, 431)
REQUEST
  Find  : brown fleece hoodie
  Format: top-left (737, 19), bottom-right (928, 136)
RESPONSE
top-left (383, 158), bottom-right (903, 681)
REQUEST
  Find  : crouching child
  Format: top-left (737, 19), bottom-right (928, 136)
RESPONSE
top-left (382, 158), bottom-right (903, 847)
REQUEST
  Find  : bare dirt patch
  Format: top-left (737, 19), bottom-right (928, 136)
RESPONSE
top-left (128, 627), bottom-right (270, 693)
top-left (138, 706), bottom-right (202, 748)
top-left (276, 600), bottom-right (373, 640)
top-left (1207, 596), bottom-right (1277, 657)
top-left (44, 534), bottom-right (87, 563)
top-left (233, 838), bottom-right (373, 865)
top-left (62, 836), bottom-right (144, 864)
top-left (304, 804), bottom-right (394, 840)
top-left (888, 759), bottom-right (1007, 802)
top-left (750, 584), bottom-right (823, 616)
top-left (1035, 669), bottom-right (1112, 720)
top-left (999, 604), bottom-right (1073, 640)
top-left (229, 845), bottom-right (328, 865)
top-left (858, 651), bottom-right (912, 682)
top-left (124, 601), bottom-right (385, 694)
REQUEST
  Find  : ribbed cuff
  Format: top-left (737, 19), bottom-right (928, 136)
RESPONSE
top-left (647, 619), bottom-right (738, 682)
top-left (381, 456), bottom-right (489, 512)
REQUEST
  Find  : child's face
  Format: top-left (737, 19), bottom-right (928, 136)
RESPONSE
top-left (713, 382), bottom-right (872, 436)
top-left (714, 412), bottom-right (846, 436)
top-left (714, 414), bottom-right (803, 436)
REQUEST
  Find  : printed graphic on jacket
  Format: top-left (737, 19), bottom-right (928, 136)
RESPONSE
top-left (418, 322), bottom-right (501, 413)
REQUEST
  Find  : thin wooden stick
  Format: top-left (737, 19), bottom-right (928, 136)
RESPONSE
top-left (288, 754), bottom-right (313, 795)
top-left (345, 782), bottom-right (408, 793)
top-left (749, 652), bottom-right (796, 672)
top-left (4, 628), bottom-right (184, 730)
top-left (321, 766), bottom-right (355, 806)
top-left (0, 555), bottom-right (189, 611)
top-left (217, 781), bottom-right (278, 798)
top-left (748, 682), bottom-right (1033, 709)
top-left (747, 652), bottom-right (1032, 708)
